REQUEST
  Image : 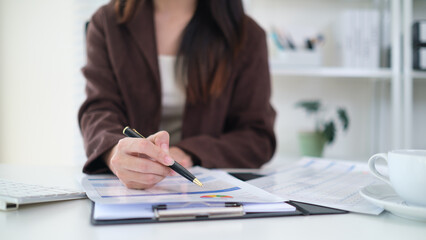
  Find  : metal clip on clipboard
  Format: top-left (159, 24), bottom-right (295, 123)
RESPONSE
top-left (153, 202), bottom-right (245, 221)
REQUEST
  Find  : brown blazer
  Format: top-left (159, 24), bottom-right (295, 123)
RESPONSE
top-left (78, 1), bottom-right (276, 174)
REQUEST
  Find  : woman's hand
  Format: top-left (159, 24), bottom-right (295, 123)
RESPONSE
top-left (104, 131), bottom-right (174, 189)
top-left (169, 147), bottom-right (193, 169)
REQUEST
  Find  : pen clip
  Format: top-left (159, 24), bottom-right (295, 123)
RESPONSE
top-left (132, 128), bottom-right (145, 138)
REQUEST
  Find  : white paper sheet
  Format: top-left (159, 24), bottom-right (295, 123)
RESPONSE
top-left (248, 158), bottom-right (384, 215)
top-left (94, 203), bottom-right (154, 220)
top-left (83, 166), bottom-right (284, 204)
top-left (242, 202), bottom-right (295, 213)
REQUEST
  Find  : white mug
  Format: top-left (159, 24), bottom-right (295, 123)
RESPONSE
top-left (368, 150), bottom-right (426, 207)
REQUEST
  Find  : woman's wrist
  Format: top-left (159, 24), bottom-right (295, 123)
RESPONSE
top-left (103, 144), bottom-right (118, 172)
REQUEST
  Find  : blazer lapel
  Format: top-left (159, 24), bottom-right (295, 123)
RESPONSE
top-left (125, 0), bottom-right (160, 84)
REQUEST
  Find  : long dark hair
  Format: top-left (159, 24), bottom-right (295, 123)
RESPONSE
top-left (115, 0), bottom-right (246, 103)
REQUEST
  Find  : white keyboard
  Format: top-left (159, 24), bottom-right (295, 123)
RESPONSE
top-left (0, 178), bottom-right (86, 211)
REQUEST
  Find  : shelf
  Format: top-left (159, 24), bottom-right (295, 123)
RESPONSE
top-left (270, 66), bottom-right (393, 79)
top-left (413, 70), bottom-right (426, 79)
top-left (270, 67), bottom-right (425, 79)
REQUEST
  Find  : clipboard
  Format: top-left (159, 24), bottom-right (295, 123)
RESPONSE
top-left (90, 172), bottom-right (348, 225)
top-left (91, 200), bottom-right (347, 225)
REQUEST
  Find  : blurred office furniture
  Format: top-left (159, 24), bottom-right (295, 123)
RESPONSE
top-left (245, 0), bottom-right (426, 156)
top-left (413, 20), bottom-right (426, 71)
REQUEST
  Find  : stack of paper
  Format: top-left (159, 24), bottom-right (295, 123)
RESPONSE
top-left (249, 158), bottom-right (384, 215)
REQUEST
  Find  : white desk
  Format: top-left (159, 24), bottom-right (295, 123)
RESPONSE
top-left (1, 163), bottom-right (425, 240)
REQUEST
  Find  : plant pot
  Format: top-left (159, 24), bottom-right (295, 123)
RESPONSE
top-left (298, 131), bottom-right (326, 157)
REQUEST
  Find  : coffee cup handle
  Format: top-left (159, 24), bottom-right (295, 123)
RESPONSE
top-left (368, 153), bottom-right (391, 185)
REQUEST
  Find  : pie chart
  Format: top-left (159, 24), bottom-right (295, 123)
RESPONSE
top-left (200, 195), bottom-right (233, 198)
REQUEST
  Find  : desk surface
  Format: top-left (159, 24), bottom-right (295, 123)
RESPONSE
top-left (1, 163), bottom-right (425, 240)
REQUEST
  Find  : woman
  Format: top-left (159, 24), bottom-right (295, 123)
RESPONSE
top-left (78, 0), bottom-right (276, 189)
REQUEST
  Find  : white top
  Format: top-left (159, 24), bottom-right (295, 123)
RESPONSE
top-left (158, 55), bottom-right (185, 145)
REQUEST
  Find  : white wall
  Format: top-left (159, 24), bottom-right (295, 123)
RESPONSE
top-left (0, 0), bottom-right (76, 165)
top-left (271, 76), bottom-right (376, 161)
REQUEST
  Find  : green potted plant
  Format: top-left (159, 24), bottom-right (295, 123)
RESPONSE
top-left (295, 100), bottom-right (349, 157)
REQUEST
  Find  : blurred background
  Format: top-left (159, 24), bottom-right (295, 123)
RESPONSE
top-left (0, 0), bottom-right (425, 166)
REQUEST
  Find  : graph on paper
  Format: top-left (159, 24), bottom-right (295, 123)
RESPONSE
top-left (82, 167), bottom-right (284, 204)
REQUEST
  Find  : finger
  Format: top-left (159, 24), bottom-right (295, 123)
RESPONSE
top-left (177, 157), bottom-right (193, 169)
top-left (118, 138), bottom-right (174, 166)
top-left (147, 131), bottom-right (170, 153)
top-left (123, 181), bottom-right (152, 190)
top-left (120, 155), bottom-right (171, 177)
top-left (117, 170), bottom-right (166, 189)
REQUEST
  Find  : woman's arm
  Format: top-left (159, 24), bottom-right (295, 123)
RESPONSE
top-left (78, 8), bottom-right (128, 174)
top-left (78, 8), bottom-right (179, 189)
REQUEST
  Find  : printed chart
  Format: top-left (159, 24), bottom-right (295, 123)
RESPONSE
top-left (82, 167), bottom-right (284, 204)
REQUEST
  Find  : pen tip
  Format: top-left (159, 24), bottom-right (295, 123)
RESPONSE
top-left (193, 178), bottom-right (203, 187)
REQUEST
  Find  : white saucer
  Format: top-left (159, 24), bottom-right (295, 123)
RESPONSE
top-left (359, 184), bottom-right (426, 222)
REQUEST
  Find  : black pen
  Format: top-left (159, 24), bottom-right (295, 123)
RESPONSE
top-left (122, 126), bottom-right (203, 187)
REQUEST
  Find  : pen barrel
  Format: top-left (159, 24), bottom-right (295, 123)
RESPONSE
top-left (123, 127), bottom-right (144, 138)
top-left (169, 162), bottom-right (195, 182)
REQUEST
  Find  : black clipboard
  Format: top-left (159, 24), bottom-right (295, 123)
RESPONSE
top-left (91, 200), bottom-right (347, 225)
top-left (90, 172), bottom-right (348, 225)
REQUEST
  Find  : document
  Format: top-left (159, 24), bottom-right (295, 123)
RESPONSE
top-left (82, 166), bottom-right (284, 204)
top-left (249, 158), bottom-right (384, 215)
